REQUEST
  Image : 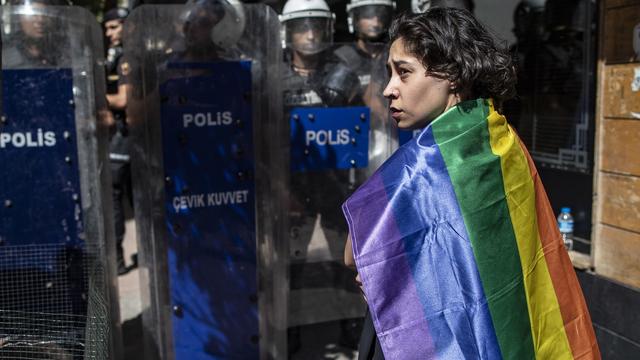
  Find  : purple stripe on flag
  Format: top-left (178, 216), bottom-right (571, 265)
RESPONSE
top-left (343, 122), bottom-right (502, 359)
top-left (343, 172), bottom-right (436, 359)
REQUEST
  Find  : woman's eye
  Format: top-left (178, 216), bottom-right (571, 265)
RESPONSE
top-left (398, 68), bottom-right (410, 76)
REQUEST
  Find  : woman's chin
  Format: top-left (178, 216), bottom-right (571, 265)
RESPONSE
top-left (396, 120), bottom-right (421, 131)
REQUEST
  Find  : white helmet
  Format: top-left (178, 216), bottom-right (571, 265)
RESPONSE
top-left (279, 0), bottom-right (335, 52)
top-left (183, 0), bottom-right (246, 49)
top-left (346, 0), bottom-right (395, 38)
top-left (523, 0), bottom-right (546, 9)
top-left (411, 0), bottom-right (431, 14)
top-left (280, 0), bottom-right (334, 22)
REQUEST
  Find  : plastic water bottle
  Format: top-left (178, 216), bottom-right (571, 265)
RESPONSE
top-left (557, 207), bottom-right (574, 251)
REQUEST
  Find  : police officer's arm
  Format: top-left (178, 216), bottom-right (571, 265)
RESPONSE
top-left (101, 107), bottom-right (115, 127)
top-left (107, 84), bottom-right (129, 110)
top-left (107, 57), bottom-right (131, 111)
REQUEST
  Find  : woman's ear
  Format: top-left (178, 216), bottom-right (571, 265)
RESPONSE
top-left (448, 79), bottom-right (460, 92)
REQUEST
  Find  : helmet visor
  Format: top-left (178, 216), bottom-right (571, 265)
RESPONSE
top-left (285, 17), bottom-right (332, 55)
top-left (352, 5), bottom-right (392, 40)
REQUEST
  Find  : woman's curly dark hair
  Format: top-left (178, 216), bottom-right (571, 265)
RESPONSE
top-left (389, 8), bottom-right (517, 105)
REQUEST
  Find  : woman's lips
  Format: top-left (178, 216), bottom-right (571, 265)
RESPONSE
top-left (390, 107), bottom-right (403, 120)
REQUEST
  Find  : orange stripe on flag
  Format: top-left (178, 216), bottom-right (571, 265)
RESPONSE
top-left (519, 136), bottom-right (601, 360)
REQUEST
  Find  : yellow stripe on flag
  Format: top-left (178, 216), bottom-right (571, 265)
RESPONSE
top-left (486, 101), bottom-right (574, 359)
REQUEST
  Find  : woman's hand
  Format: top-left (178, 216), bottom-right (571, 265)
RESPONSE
top-left (344, 233), bottom-right (356, 269)
top-left (345, 233), bottom-right (366, 301)
top-left (355, 272), bottom-right (366, 302)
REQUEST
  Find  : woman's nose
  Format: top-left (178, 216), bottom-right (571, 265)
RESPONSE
top-left (383, 81), bottom-right (396, 99)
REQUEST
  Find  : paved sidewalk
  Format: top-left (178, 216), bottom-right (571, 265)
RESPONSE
top-left (117, 219), bottom-right (144, 358)
top-left (118, 219), bottom-right (140, 323)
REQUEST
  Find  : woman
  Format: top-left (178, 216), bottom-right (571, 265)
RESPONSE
top-left (343, 8), bottom-right (600, 360)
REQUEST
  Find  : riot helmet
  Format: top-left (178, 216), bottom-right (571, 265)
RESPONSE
top-left (8, 0), bottom-right (70, 5)
top-left (182, 0), bottom-right (246, 51)
top-left (7, 0), bottom-right (69, 25)
top-left (7, 0), bottom-right (70, 16)
top-left (411, 0), bottom-right (431, 13)
top-left (346, 0), bottom-right (395, 41)
top-left (279, 0), bottom-right (335, 55)
top-left (7, 0), bottom-right (70, 25)
top-left (5, 0), bottom-right (70, 66)
top-left (414, 0), bottom-right (474, 13)
top-left (544, 0), bottom-right (590, 33)
top-left (522, 0), bottom-right (546, 8)
top-left (513, 0), bottom-right (546, 41)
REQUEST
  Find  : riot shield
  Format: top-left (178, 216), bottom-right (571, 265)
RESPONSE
top-left (0, 4), bottom-right (120, 359)
top-left (284, 42), bottom-right (395, 355)
top-left (332, 42), bottom-right (397, 173)
top-left (126, 2), bottom-right (286, 359)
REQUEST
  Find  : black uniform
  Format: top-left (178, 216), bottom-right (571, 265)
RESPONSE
top-left (333, 43), bottom-right (385, 99)
top-left (283, 48), bottom-right (361, 261)
top-left (284, 49), bottom-right (366, 351)
top-left (283, 50), bottom-right (360, 108)
top-left (106, 45), bottom-right (132, 271)
top-left (284, 54), bottom-right (356, 256)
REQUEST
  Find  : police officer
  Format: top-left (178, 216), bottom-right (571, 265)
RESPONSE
top-left (104, 7), bottom-right (132, 275)
top-left (280, 0), bottom-right (365, 353)
top-left (280, 0), bottom-right (359, 107)
top-left (174, 0), bottom-right (245, 63)
top-left (3, 0), bottom-right (69, 68)
top-left (412, 0), bottom-right (474, 14)
top-left (339, 0), bottom-right (395, 175)
top-left (339, 0), bottom-right (395, 96)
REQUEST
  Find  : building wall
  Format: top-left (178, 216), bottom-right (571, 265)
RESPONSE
top-left (594, 0), bottom-right (640, 289)
top-left (578, 271), bottom-right (640, 359)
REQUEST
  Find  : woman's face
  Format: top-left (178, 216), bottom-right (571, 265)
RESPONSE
top-left (383, 37), bottom-right (459, 129)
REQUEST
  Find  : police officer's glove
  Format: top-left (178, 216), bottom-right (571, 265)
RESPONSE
top-left (322, 62), bottom-right (359, 106)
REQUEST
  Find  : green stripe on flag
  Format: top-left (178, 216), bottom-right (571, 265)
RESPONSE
top-left (431, 99), bottom-right (535, 359)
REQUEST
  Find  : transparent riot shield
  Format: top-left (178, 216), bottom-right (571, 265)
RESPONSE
top-left (284, 42), bottom-right (395, 356)
top-left (126, 2), bottom-right (286, 359)
top-left (0, 4), bottom-right (120, 360)
top-left (332, 42), bottom-right (397, 174)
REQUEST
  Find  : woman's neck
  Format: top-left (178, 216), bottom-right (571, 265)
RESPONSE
top-left (444, 92), bottom-right (464, 113)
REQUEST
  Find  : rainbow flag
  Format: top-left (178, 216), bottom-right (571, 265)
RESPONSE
top-left (342, 99), bottom-right (600, 359)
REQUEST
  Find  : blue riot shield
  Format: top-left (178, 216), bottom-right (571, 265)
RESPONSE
top-left (283, 42), bottom-right (395, 357)
top-left (127, 2), bottom-right (286, 359)
top-left (290, 106), bottom-right (370, 172)
top-left (161, 61), bottom-right (258, 358)
top-left (0, 5), bottom-right (119, 359)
